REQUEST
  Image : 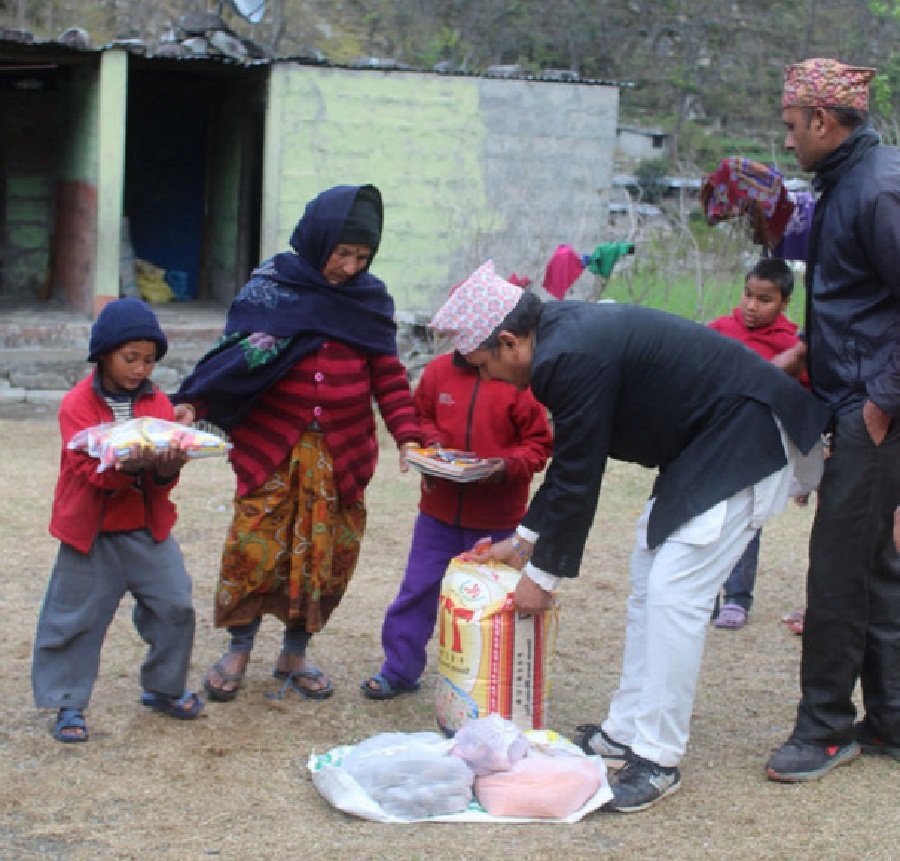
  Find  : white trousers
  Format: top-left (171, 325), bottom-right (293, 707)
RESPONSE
top-left (601, 488), bottom-right (760, 768)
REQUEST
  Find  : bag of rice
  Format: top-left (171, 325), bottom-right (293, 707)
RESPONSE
top-left (435, 559), bottom-right (558, 736)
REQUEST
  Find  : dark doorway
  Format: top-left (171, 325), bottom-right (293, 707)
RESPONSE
top-left (124, 64), bottom-right (265, 303)
top-left (125, 74), bottom-right (209, 299)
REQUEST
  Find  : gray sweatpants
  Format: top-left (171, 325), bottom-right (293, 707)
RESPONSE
top-left (32, 530), bottom-right (196, 710)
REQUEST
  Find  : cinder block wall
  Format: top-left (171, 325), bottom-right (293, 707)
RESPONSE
top-left (265, 65), bottom-right (619, 315)
top-left (0, 89), bottom-right (57, 303)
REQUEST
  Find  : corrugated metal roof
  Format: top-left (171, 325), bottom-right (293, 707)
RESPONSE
top-left (0, 31), bottom-right (629, 86)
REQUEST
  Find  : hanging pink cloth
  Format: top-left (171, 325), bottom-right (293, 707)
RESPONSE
top-left (541, 244), bottom-right (585, 299)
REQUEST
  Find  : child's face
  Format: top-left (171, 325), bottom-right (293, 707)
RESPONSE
top-left (740, 276), bottom-right (787, 330)
top-left (99, 340), bottom-right (158, 394)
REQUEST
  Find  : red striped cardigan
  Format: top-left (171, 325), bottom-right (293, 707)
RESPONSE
top-left (223, 340), bottom-right (420, 502)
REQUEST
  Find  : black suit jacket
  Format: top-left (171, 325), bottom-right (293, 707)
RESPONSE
top-left (521, 301), bottom-right (831, 578)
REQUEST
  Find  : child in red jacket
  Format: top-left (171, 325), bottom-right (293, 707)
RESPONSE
top-left (708, 258), bottom-right (808, 629)
top-left (361, 348), bottom-right (553, 698)
top-left (32, 298), bottom-right (203, 743)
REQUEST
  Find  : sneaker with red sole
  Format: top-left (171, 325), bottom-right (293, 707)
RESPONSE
top-left (765, 737), bottom-right (860, 782)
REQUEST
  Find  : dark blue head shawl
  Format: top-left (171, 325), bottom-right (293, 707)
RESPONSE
top-left (175, 184), bottom-right (398, 430)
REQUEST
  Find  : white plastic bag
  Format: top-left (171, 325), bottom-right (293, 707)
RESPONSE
top-left (450, 714), bottom-right (529, 776)
top-left (308, 729), bottom-right (613, 823)
top-left (341, 732), bottom-right (474, 820)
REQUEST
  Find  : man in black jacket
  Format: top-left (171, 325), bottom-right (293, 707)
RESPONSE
top-left (765, 58), bottom-right (900, 782)
top-left (429, 260), bottom-right (830, 812)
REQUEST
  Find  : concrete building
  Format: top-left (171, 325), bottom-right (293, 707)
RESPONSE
top-left (0, 35), bottom-right (621, 321)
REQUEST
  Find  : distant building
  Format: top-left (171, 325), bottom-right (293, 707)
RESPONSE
top-left (615, 125), bottom-right (671, 160)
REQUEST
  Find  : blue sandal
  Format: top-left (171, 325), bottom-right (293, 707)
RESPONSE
top-left (53, 707), bottom-right (89, 743)
top-left (267, 667), bottom-right (334, 701)
top-left (360, 672), bottom-right (421, 701)
top-left (140, 690), bottom-right (204, 720)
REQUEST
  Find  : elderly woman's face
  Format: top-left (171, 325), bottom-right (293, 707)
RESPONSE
top-left (322, 244), bottom-right (372, 285)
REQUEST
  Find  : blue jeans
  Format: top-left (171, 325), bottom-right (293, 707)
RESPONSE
top-left (718, 528), bottom-right (761, 612)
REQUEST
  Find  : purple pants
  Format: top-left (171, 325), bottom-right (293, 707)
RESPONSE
top-left (379, 512), bottom-right (512, 688)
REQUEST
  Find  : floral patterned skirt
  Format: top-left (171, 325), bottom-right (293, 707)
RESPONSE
top-left (214, 429), bottom-right (367, 632)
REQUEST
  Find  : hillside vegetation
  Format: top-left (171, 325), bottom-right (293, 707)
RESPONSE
top-left (4, 0), bottom-right (900, 170)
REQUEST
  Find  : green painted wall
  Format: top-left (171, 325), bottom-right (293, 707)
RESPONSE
top-left (265, 66), bottom-right (494, 312)
top-left (0, 88), bottom-right (58, 300)
top-left (263, 64), bottom-right (618, 314)
top-left (4, 178), bottom-right (52, 283)
top-left (58, 66), bottom-right (100, 183)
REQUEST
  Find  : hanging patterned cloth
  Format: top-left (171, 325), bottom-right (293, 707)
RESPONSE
top-left (700, 157), bottom-right (795, 250)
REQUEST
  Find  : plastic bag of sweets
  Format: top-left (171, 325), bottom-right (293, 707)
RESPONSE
top-left (68, 417), bottom-right (231, 472)
top-left (435, 559), bottom-right (558, 736)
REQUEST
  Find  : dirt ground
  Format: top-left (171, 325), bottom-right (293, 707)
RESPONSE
top-left (1, 405), bottom-right (896, 861)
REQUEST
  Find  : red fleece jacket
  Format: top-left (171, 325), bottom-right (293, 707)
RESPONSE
top-left (49, 372), bottom-right (180, 554)
top-left (414, 352), bottom-right (553, 530)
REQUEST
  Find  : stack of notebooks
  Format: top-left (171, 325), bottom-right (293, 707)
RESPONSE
top-left (405, 447), bottom-right (492, 482)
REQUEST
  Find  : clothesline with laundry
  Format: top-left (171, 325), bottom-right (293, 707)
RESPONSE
top-left (539, 241), bottom-right (636, 300)
top-left (534, 157), bottom-right (814, 303)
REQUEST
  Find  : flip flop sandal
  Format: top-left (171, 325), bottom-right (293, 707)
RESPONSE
top-left (141, 690), bottom-right (204, 720)
top-left (267, 666), bottom-right (334, 701)
top-left (203, 656), bottom-right (246, 702)
top-left (359, 672), bottom-right (421, 701)
top-left (713, 603), bottom-right (748, 629)
top-left (272, 652), bottom-right (321, 680)
top-left (53, 707), bottom-right (89, 743)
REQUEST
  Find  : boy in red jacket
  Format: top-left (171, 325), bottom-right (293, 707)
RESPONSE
top-left (708, 257), bottom-right (808, 628)
top-left (32, 298), bottom-right (203, 742)
top-left (361, 347), bottom-right (553, 698)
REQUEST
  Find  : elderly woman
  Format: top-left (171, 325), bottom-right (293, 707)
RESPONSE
top-left (175, 184), bottom-right (420, 701)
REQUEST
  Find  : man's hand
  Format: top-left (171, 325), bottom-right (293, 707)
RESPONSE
top-left (863, 399), bottom-right (892, 445)
top-left (466, 535), bottom-right (532, 570)
top-left (513, 574), bottom-right (554, 614)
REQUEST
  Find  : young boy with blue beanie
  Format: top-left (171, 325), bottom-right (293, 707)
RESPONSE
top-left (32, 298), bottom-right (203, 742)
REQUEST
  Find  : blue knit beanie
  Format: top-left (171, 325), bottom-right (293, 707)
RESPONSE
top-left (87, 298), bottom-right (168, 362)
